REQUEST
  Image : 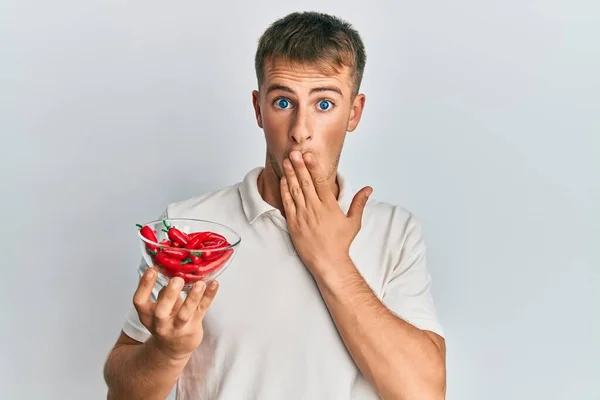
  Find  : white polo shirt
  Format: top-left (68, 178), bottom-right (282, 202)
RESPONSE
top-left (122, 166), bottom-right (444, 400)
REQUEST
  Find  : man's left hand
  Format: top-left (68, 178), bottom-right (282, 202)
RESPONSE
top-left (280, 150), bottom-right (372, 273)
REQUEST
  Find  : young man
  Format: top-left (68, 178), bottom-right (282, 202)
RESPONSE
top-left (104, 11), bottom-right (446, 400)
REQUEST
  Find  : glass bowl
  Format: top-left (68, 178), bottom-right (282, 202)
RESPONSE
top-left (136, 218), bottom-right (241, 291)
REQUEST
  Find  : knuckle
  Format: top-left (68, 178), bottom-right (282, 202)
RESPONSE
top-left (154, 306), bottom-right (170, 320)
top-left (154, 325), bottom-right (169, 337)
top-left (300, 179), bottom-right (312, 188)
top-left (133, 300), bottom-right (147, 315)
top-left (174, 313), bottom-right (189, 325)
top-left (291, 186), bottom-right (302, 197)
top-left (284, 198), bottom-right (295, 208)
top-left (199, 297), bottom-right (211, 308)
top-left (184, 294), bottom-right (198, 307)
top-left (198, 298), bottom-right (212, 312)
top-left (313, 175), bottom-right (327, 186)
top-left (132, 296), bottom-right (143, 309)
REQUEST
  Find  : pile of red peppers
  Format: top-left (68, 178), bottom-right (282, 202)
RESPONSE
top-left (137, 220), bottom-right (233, 283)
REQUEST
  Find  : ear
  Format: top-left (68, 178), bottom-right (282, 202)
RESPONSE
top-left (252, 90), bottom-right (263, 128)
top-left (347, 93), bottom-right (366, 132)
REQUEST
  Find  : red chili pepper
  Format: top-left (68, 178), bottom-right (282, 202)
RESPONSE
top-left (190, 255), bottom-right (203, 264)
top-left (200, 239), bottom-right (228, 260)
top-left (156, 252), bottom-right (196, 273)
top-left (161, 220), bottom-right (190, 246)
top-left (174, 271), bottom-right (204, 283)
top-left (167, 228), bottom-right (189, 246)
top-left (185, 232), bottom-right (211, 249)
top-left (161, 248), bottom-right (189, 261)
top-left (196, 248), bottom-right (234, 273)
top-left (203, 239), bottom-right (225, 247)
top-left (174, 248), bottom-right (234, 283)
top-left (188, 231), bottom-right (206, 239)
top-left (137, 224), bottom-right (158, 251)
top-left (210, 232), bottom-right (227, 242)
top-left (206, 232), bottom-right (228, 243)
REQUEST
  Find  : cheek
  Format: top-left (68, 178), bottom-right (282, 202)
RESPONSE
top-left (262, 116), bottom-right (289, 154)
top-left (320, 115), bottom-right (347, 144)
top-left (263, 112), bottom-right (283, 131)
top-left (318, 107), bottom-right (348, 130)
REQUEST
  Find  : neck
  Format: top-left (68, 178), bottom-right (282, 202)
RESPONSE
top-left (257, 164), bottom-right (340, 216)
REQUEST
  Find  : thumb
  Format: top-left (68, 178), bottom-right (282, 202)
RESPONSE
top-left (347, 186), bottom-right (372, 224)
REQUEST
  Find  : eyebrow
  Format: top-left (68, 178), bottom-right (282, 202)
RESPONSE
top-left (266, 84), bottom-right (344, 97)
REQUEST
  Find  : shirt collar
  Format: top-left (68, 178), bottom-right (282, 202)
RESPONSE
top-left (238, 166), bottom-right (354, 224)
top-left (238, 167), bottom-right (276, 224)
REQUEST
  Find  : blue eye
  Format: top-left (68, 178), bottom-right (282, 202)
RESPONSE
top-left (318, 100), bottom-right (332, 111)
top-left (276, 98), bottom-right (291, 109)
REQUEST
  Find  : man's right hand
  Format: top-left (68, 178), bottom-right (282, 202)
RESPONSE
top-left (133, 267), bottom-right (219, 361)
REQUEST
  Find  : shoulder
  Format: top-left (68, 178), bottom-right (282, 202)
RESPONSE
top-left (364, 197), bottom-right (422, 238)
top-left (361, 197), bottom-right (428, 268)
top-left (165, 181), bottom-right (244, 221)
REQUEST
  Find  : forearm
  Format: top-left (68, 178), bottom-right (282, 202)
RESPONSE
top-left (313, 258), bottom-right (445, 400)
top-left (104, 336), bottom-right (189, 400)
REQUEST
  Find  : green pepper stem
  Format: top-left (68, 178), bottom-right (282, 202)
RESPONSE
top-left (163, 220), bottom-right (171, 229)
top-left (147, 249), bottom-right (157, 256)
top-left (181, 258), bottom-right (191, 265)
top-left (136, 224), bottom-right (143, 229)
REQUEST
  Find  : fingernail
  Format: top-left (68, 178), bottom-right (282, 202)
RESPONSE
top-left (194, 282), bottom-right (205, 292)
top-left (210, 281), bottom-right (218, 289)
top-left (366, 187), bottom-right (373, 196)
top-left (173, 277), bottom-right (184, 289)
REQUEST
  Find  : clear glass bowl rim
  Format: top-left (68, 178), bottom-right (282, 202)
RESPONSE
top-left (137, 217), bottom-right (242, 252)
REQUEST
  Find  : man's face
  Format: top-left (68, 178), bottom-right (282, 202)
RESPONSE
top-left (252, 59), bottom-right (366, 181)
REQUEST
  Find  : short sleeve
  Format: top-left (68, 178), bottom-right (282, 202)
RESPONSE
top-left (381, 213), bottom-right (445, 338)
top-left (122, 208), bottom-right (168, 343)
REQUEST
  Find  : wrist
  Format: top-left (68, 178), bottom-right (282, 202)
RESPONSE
top-left (311, 255), bottom-right (357, 292)
top-left (144, 336), bottom-right (192, 367)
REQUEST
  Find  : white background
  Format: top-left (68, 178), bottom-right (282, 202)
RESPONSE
top-left (1, 0), bottom-right (598, 399)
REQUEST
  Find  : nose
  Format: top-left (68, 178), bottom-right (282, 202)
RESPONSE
top-left (289, 107), bottom-right (313, 144)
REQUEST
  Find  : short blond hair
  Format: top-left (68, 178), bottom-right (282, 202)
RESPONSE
top-left (255, 11), bottom-right (367, 96)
